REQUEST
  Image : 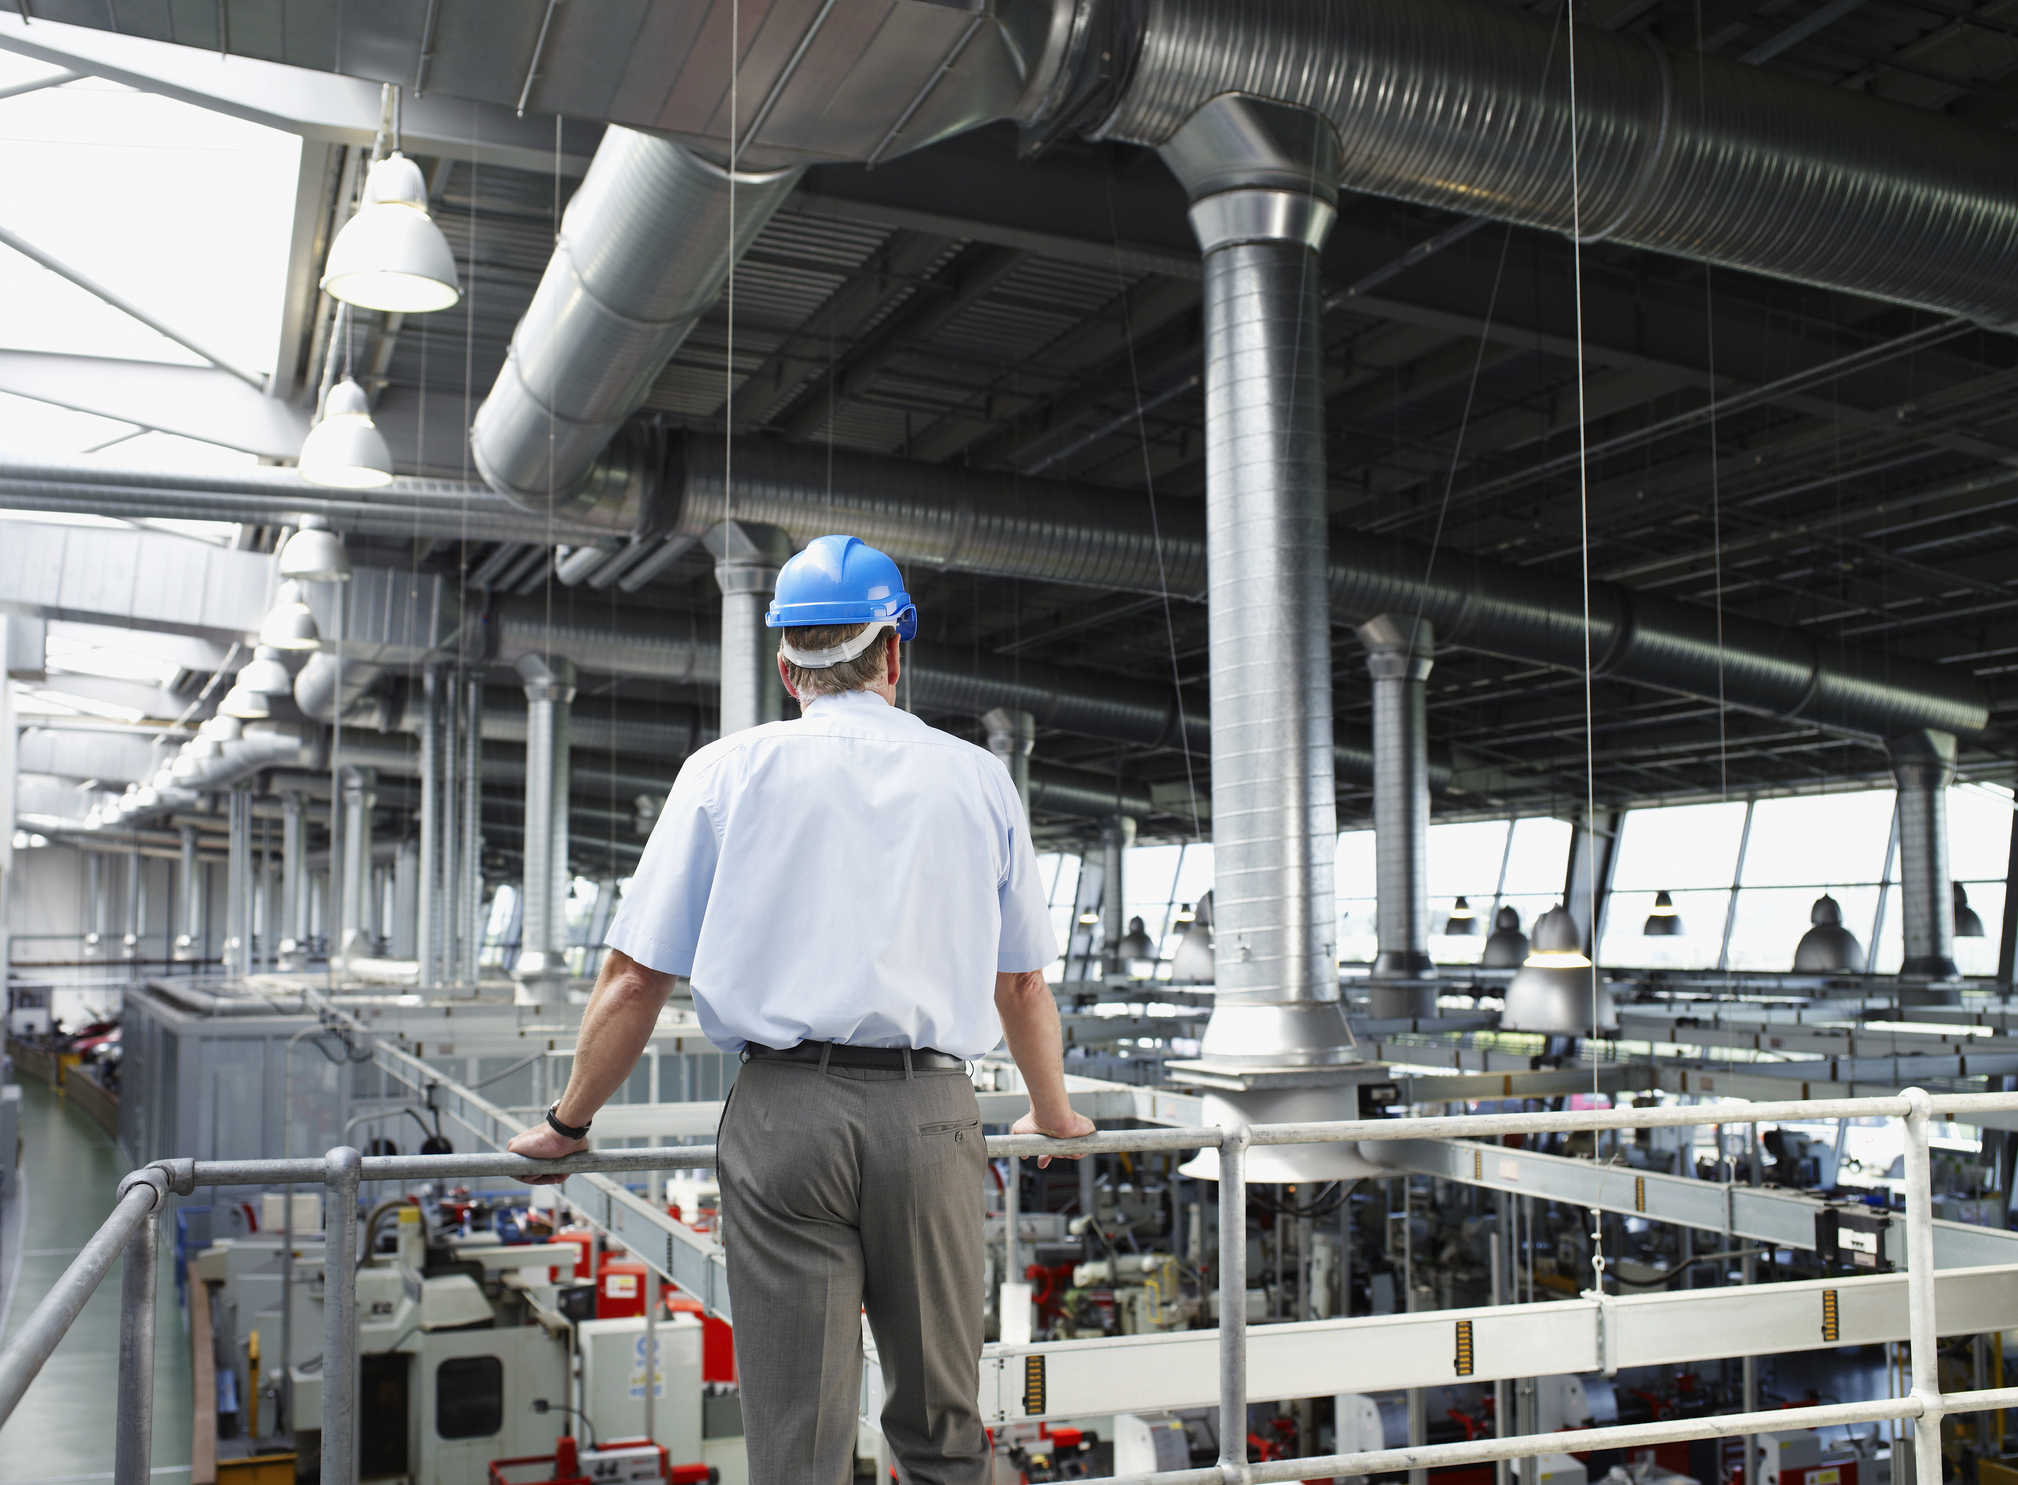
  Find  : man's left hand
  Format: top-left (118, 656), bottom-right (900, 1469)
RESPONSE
top-left (506, 1122), bottom-right (589, 1184)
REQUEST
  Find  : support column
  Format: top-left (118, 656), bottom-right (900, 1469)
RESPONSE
top-left (391, 838), bottom-right (420, 961)
top-left (1360, 615), bottom-right (1436, 1007)
top-left (174, 824), bottom-right (200, 964)
top-left (1100, 815), bottom-right (1136, 983)
top-left (416, 663), bottom-right (443, 989)
top-left (84, 852), bottom-right (105, 958)
top-left (709, 520), bottom-right (791, 735)
top-left (1891, 729), bottom-right (1959, 979)
top-left (983, 708), bottom-right (1035, 820)
top-left (225, 786), bottom-right (252, 979)
top-left (337, 766), bottom-right (375, 970)
top-left (277, 791), bottom-right (305, 969)
top-left (1158, 95), bottom-right (1351, 1069)
top-left (437, 666), bottom-right (460, 989)
top-left (515, 654), bottom-right (576, 983)
top-left (121, 851), bottom-right (142, 965)
top-left (461, 674), bottom-right (485, 986)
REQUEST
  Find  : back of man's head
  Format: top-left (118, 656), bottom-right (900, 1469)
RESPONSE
top-left (780, 623), bottom-right (888, 697)
top-left (766, 535), bottom-right (918, 700)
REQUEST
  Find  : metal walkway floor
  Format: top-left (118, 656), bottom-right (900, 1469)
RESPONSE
top-left (0, 1077), bottom-right (192, 1482)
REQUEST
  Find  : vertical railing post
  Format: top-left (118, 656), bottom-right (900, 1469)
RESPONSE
top-left (112, 1173), bottom-right (164, 1485)
top-left (1901, 1089), bottom-right (1944, 1485)
top-left (322, 1147), bottom-right (363, 1485)
top-left (1218, 1127), bottom-right (1251, 1485)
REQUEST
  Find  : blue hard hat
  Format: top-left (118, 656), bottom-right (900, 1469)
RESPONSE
top-left (765, 535), bottom-right (917, 641)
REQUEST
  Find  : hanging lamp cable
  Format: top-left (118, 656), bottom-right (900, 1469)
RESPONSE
top-left (1562, 0), bottom-right (1610, 1294)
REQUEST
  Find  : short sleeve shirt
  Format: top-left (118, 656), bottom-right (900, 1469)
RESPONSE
top-left (604, 688), bottom-right (1058, 1058)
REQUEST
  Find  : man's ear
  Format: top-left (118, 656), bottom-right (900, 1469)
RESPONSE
top-left (777, 651), bottom-right (799, 701)
top-left (885, 631), bottom-right (902, 687)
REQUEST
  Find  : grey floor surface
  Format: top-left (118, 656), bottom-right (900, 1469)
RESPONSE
top-left (0, 1076), bottom-right (193, 1482)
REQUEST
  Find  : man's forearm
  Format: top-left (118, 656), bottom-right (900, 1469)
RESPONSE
top-left (552, 949), bottom-right (674, 1127)
top-left (995, 970), bottom-right (1075, 1124)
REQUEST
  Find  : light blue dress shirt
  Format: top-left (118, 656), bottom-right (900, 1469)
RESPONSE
top-left (605, 688), bottom-right (1059, 1058)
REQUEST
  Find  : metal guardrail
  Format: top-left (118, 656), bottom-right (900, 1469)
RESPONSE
top-left (6, 1089), bottom-right (2018, 1485)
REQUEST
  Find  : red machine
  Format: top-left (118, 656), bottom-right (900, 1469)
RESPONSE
top-left (664, 1292), bottom-right (736, 1385)
top-left (595, 1258), bottom-right (650, 1320)
top-left (487, 1438), bottom-right (717, 1485)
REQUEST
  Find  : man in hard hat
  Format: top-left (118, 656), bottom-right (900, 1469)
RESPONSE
top-left (508, 534), bottom-right (1094, 1485)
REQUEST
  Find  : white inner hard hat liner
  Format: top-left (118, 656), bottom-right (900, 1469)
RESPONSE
top-left (778, 621), bottom-right (894, 669)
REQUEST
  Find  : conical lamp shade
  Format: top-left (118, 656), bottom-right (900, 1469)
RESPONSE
top-left (298, 411), bottom-right (393, 488)
top-left (320, 153), bottom-right (461, 313)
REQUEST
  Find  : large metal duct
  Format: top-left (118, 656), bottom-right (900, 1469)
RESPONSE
top-left (488, 596), bottom-right (1406, 786)
top-left (0, 459), bottom-right (615, 545)
top-left (663, 438), bottom-right (1987, 742)
top-left (1162, 97), bottom-right (1354, 1071)
top-left (1077, 0), bottom-right (2018, 326)
top-left (469, 128), bottom-right (802, 521)
top-left (1889, 728), bottom-right (1960, 980)
top-left (1361, 614), bottom-right (1436, 1006)
top-left (1, 445), bottom-right (1975, 744)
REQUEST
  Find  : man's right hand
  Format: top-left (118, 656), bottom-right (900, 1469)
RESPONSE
top-left (1012, 1107), bottom-right (1096, 1168)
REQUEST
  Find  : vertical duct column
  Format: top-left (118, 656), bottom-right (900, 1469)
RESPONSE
top-left (437, 666), bottom-right (460, 988)
top-left (1100, 815), bottom-right (1137, 981)
top-left (1361, 615), bottom-right (1436, 1007)
top-left (710, 521), bottom-right (791, 735)
top-left (338, 766), bottom-right (376, 969)
top-left (225, 786), bottom-right (252, 979)
top-left (1160, 96), bottom-right (1353, 1068)
top-left (392, 839), bottom-right (420, 961)
top-left (461, 676), bottom-right (485, 985)
top-left (984, 708), bottom-right (1036, 820)
top-left (84, 852), bottom-right (104, 958)
top-left (278, 793), bottom-right (306, 970)
top-left (1890, 729), bottom-right (1959, 979)
top-left (516, 654), bottom-right (576, 982)
top-left (121, 851), bottom-right (142, 964)
top-left (416, 664), bottom-right (442, 989)
top-left (174, 824), bottom-right (200, 964)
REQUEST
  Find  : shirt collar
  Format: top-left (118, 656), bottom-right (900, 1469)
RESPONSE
top-left (802, 688), bottom-right (892, 716)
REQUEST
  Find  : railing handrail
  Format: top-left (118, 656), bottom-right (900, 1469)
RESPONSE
top-left (7, 1085), bottom-right (2012, 1485)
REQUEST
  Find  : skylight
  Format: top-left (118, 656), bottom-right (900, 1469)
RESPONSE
top-left (0, 53), bottom-right (301, 470)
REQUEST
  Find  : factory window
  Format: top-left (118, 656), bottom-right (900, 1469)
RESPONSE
top-left (435, 1355), bottom-right (504, 1439)
top-left (1035, 852), bottom-right (1081, 982)
top-left (1121, 841), bottom-right (1214, 975)
top-left (1940, 785), bottom-right (2010, 977)
top-left (1426, 819), bottom-right (1512, 965)
top-left (1597, 801), bottom-right (1747, 970)
top-left (1724, 791), bottom-right (1896, 973)
top-left (1338, 816), bottom-right (1572, 966)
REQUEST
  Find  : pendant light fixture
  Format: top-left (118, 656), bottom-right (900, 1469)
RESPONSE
top-left (319, 89), bottom-right (461, 314)
top-left (297, 377), bottom-right (394, 489)
top-left (1955, 883), bottom-right (1986, 938)
top-left (219, 683), bottom-right (271, 720)
top-left (1117, 916), bottom-right (1158, 980)
top-left (1500, 903), bottom-right (1617, 1034)
top-left (278, 517), bottom-right (354, 582)
top-left (1643, 890), bottom-right (1683, 936)
top-left (238, 646), bottom-right (295, 696)
top-left (1444, 896), bottom-right (1478, 935)
top-left (261, 580), bottom-right (322, 651)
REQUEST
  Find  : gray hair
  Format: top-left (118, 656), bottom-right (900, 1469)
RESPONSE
top-left (779, 622), bottom-right (891, 699)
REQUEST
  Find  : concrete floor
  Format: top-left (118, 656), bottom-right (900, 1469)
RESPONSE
top-left (0, 1076), bottom-right (192, 1482)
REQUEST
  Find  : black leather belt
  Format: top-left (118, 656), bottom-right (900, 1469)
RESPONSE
top-left (745, 1040), bottom-right (966, 1071)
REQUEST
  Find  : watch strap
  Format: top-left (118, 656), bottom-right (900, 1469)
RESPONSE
top-left (545, 1103), bottom-right (592, 1141)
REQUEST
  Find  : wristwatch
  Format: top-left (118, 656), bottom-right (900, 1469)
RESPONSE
top-left (545, 1102), bottom-right (592, 1141)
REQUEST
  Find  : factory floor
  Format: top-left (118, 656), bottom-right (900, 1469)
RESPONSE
top-left (0, 1076), bottom-right (192, 1482)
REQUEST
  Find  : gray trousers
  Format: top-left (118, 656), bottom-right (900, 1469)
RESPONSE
top-left (718, 1055), bottom-right (988, 1485)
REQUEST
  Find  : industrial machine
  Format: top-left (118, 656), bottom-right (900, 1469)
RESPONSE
top-left (190, 1185), bottom-right (743, 1485)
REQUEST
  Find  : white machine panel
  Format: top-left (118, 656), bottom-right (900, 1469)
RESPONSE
top-left (1113, 1413), bottom-right (1190, 1475)
top-left (578, 1315), bottom-right (705, 1467)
